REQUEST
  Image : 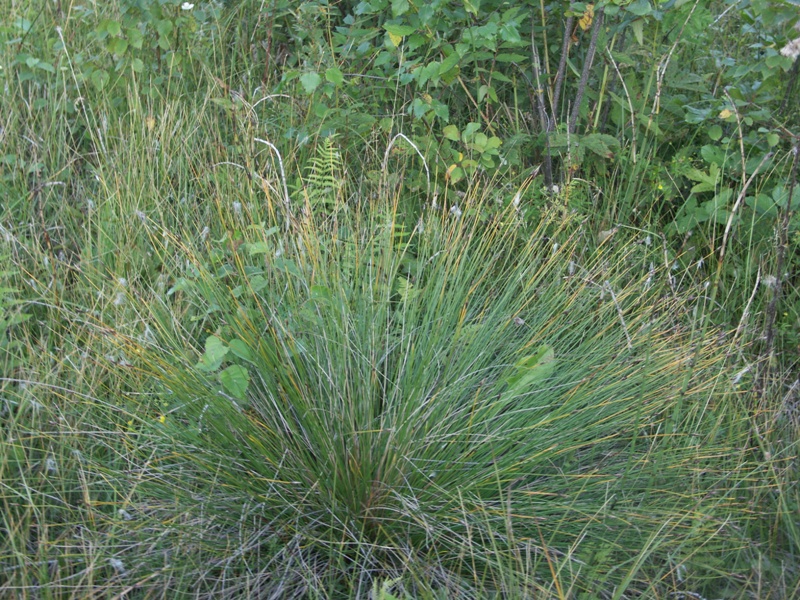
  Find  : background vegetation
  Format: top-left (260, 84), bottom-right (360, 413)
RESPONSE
top-left (1, 0), bottom-right (799, 597)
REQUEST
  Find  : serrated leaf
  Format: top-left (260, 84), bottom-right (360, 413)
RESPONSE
top-left (248, 241), bottom-right (271, 255)
top-left (228, 339), bottom-right (253, 363)
top-left (299, 71), bottom-right (322, 94)
top-left (110, 37), bottom-right (128, 55)
top-left (582, 133), bottom-right (620, 159)
top-left (383, 23), bottom-right (416, 37)
top-left (685, 164), bottom-right (719, 187)
top-left (196, 335), bottom-right (229, 372)
top-left (127, 28), bottom-right (144, 49)
top-left (325, 67), bottom-right (344, 85)
top-left (443, 125), bottom-right (461, 141)
top-left (273, 257), bottom-right (303, 278)
top-left (391, 0), bottom-right (409, 16)
top-left (91, 69), bottom-right (110, 91)
top-left (220, 365), bottom-right (249, 400)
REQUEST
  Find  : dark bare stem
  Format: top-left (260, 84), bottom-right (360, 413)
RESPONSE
top-left (568, 9), bottom-right (604, 135)
top-left (531, 21), bottom-right (554, 188)
top-left (551, 15), bottom-right (573, 126)
top-left (778, 58), bottom-right (799, 116)
top-left (761, 144), bottom-right (800, 393)
top-left (599, 30), bottom-right (625, 133)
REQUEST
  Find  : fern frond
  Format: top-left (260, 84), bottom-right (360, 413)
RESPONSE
top-left (304, 135), bottom-right (344, 209)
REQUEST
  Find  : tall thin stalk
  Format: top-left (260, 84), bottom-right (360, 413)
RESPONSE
top-left (568, 8), bottom-right (604, 135)
top-left (551, 15), bottom-right (574, 123)
top-left (531, 20), bottom-right (554, 189)
top-left (761, 144), bottom-right (800, 392)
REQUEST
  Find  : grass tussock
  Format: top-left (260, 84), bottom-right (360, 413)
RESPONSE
top-left (94, 185), bottom-right (761, 598)
top-left (1, 5), bottom-right (798, 596)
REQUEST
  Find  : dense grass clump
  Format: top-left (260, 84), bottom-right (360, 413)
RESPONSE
top-left (2, 1), bottom-right (799, 597)
top-left (104, 189), bottom-right (754, 597)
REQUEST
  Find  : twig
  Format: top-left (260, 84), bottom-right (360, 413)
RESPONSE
top-left (723, 89), bottom-right (747, 188)
top-left (531, 24), bottom-right (554, 189)
top-left (382, 133), bottom-right (431, 203)
top-left (551, 15), bottom-right (574, 121)
top-left (254, 137), bottom-right (292, 229)
top-left (761, 144), bottom-right (800, 389)
top-left (604, 280), bottom-right (634, 350)
top-left (605, 47), bottom-right (637, 163)
top-left (648, 0), bottom-right (700, 132)
top-left (568, 8), bottom-right (604, 135)
top-left (719, 152), bottom-right (772, 263)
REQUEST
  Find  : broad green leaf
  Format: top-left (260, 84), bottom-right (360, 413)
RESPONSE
top-left (443, 125), bottom-right (461, 141)
top-left (36, 60), bottom-right (55, 73)
top-left (13, 17), bottom-right (32, 33)
top-left (707, 124), bottom-right (723, 141)
top-left (501, 345), bottom-right (556, 400)
top-left (447, 165), bottom-right (464, 183)
top-left (107, 20), bottom-right (122, 36)
top-left (273, 257), bottom-right (303, 278)
top-left (156, 19), bottom-right (173, 38)
top-left (766, 132), bottom-right (780, 147)
top-left (228, 339), bottom-right (253, 363)
top-left (686, 163), bottom-right (720, 194)
top-left (631, 18), bottom-right (644, 46)
top-left (494, 53), bottom-right (527, 63)
top-left (300, 71), bottom-right (322, 94)
top-left (110, 37), bottom-right (128, 55)
top-left (683, 106), bottom-right (711, 124)
top-left (248, 241), bottom-right (271, 255)
top-left (439, 52), bottom-right (460, 75)
top-left (700, 144), bottom-right (725, 166)
top-left (582, 133), bottom-right (620, 159)
top-left (220, 365), bottom-right (249, 400)
top-left (391, 0), bottom-right (409, 16)
top-left (127, 28), bottom-right (144, 49)
top-left (91, 69), bottom-right (110, 91)
top-left (463, 0), bottom-right (480, 16)
top-left (383, 23), bottom-right (416, 37)
top-left (310, 285), bottom-right (333, 303)
top-left (626, 0), bottom-right (653, 17)
top-left (248, 275), bottom-right (268, 293)
top-left (745, 193), bottom-right (778, 217)
top-left (196, 335), bottom-right (229, 372)
top-left (462, 122), bottom-right (481, 141)
top-left (325, 67), bottom-right (344, 85)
